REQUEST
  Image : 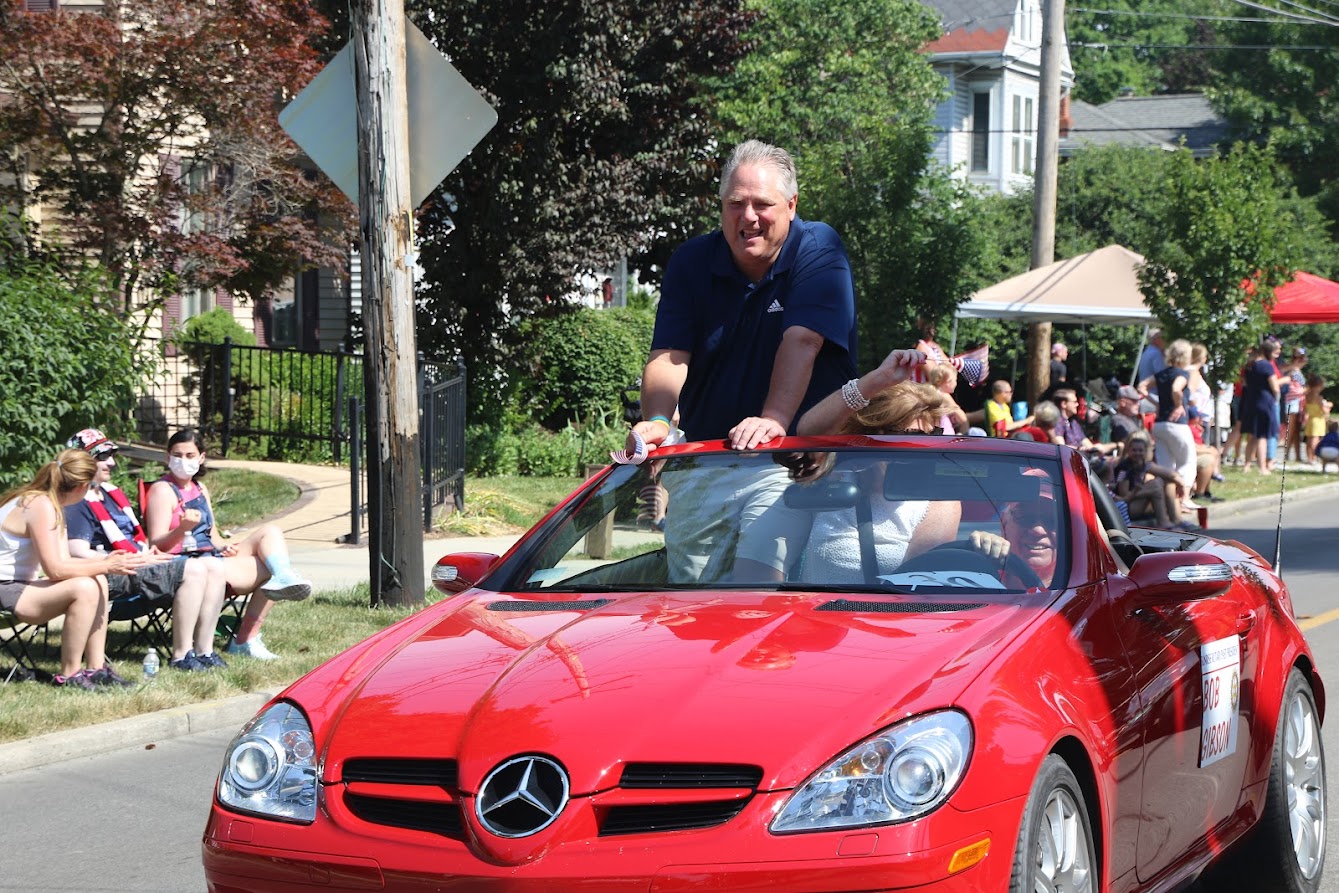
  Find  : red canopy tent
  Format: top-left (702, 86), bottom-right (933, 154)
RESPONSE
top-left (1268, 271), bottom-right (1339, 323)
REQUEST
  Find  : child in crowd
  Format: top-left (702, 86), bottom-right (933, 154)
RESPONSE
top-left (1303, 375), bottom-right (1332, 465)
top-left (1111, 431), bottom-right (1195, 532)
top-left (143, 429), bottom-right (312, 661)
top-left (1318, 421), bottom-right (1339, 474)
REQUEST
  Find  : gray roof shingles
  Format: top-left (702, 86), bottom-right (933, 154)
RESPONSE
top-left (1061, 94), bottom-right (1232, 157)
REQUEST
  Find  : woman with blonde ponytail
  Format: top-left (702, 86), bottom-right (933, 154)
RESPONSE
top-left (0, 449), bottom-right (165, 689)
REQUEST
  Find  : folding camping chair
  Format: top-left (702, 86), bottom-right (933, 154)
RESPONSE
top-left (108, 590), bottom-right (173, 661)
top-left (1, 609), bottom-right (50, 684)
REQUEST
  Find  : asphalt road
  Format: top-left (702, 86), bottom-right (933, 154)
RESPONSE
top-left (1, 494), bottom-right (1337, 893)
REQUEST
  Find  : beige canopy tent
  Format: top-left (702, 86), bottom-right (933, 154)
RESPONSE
top-left (954, 244), bottom-right (1154, 325)
top-left (950, 244), bottom-right (1157, 389)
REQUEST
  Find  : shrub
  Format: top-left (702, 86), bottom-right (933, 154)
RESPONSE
top-left (467, 413), bottom-right (627, 478)
top-left (518, 307), bottom-right (655, 430)
top-left (0, 259), bottom-right (139, 490)
top-left (170, 308), bottom-right (359, 463)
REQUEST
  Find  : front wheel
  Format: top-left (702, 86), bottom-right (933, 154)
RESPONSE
top-left (1208, 668), bottom-right (1325, 892)
top-left (1010, 754), bottom-right (1096, 893)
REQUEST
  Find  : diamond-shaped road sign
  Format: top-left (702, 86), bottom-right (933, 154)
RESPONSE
top-left (279, 21), bottom-right (497, 207)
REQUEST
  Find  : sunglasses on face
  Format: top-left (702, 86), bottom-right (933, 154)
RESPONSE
top-left (94, 449), bottom-right (118, 461)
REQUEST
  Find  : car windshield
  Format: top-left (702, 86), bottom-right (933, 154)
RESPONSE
top-left (490, 444), bottom-right (1068, 596)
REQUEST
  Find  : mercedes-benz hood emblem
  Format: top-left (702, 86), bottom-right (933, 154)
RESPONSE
top-left (475, 755), bottom-right (570, 838)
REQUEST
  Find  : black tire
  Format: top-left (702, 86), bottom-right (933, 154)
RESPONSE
top-left (1205, 668), bottom-right (1326, 892)
top-left (1010, 754), bottom-right (1097, 893)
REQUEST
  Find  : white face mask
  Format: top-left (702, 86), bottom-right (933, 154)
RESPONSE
top-left (169, 456), bottom-right (201, 479)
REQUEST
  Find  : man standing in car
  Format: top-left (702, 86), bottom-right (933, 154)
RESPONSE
top-left (632, 140), bottom-right (858, 451)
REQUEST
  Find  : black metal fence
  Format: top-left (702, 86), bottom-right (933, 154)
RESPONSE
top-left (132, 338), bottom-right (465, 537)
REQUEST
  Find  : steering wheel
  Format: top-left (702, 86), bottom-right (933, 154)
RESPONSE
top-left (897, 540), bottom-right (1045, 590)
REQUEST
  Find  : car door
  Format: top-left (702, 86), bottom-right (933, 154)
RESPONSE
top-left (1105, 571), bottom-right (1258, 885)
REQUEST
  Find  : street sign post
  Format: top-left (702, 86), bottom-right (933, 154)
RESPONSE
top-left (280, 22), bottom-right (497, 207)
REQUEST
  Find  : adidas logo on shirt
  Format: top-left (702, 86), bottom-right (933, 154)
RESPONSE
top-left (766, 299), bottom-right (784, 313)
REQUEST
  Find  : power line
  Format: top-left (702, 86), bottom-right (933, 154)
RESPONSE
top-left (1072, 40), bottom-right (1335, 48)
top-left (1227, 0), bottom-right (1339, 27)
top-left (1073, 6), bottom-right (1337, 25)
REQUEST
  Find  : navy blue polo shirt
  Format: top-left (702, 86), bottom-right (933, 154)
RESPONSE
top-left (652, 217), bottom-right (858, 442)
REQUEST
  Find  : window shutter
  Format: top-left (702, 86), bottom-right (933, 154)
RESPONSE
top-left (24, 0), bottom-right (60, 11)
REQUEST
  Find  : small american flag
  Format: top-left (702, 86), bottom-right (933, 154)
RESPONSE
top-left (950, 345), bottom-right (990, 387)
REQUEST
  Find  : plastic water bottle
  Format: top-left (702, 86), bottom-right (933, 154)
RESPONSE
top-left (142, 650), bottom-right (160, 680)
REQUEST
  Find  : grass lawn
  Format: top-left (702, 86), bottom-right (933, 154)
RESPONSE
top-left (0, 584), bottom-right (428, 744)
top-left (433, 475), bottom-right (585, 536)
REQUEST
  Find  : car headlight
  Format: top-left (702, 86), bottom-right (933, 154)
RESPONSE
top-left (217, 702), bottom-right (318, 823)
top-left (771, 709), bottom-right (972, 833)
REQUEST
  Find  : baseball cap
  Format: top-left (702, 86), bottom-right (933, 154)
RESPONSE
top-left (1118, 385), bottom-right (1140, 401)
top-left (67, 428), bottom-right (116, 458)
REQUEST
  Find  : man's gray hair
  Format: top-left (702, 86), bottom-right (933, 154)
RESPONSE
top-left (719, 140), bottom-right (798, 200)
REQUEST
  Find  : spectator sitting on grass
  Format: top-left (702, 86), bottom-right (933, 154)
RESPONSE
top-left (63, 428), bottom-right (230, 672)
top-left (1111, 430), bottom-right (1195, 532)
top-left (143, 429), bottom-right (312, 662)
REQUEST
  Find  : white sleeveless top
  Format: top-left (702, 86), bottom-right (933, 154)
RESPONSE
top-left (0, 498), bottom-right (39, 582)
top-left (802, 499), bottom-right (930, 584)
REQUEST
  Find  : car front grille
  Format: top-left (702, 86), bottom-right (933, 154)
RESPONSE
top-left (597, 762), bottom-right (764, 837)
top-left (335, 758), bottom-right (762, 839)
top-left (339, 757), bottom-right (465, 839)
top-left (344, 791), bottom-right (464, 837)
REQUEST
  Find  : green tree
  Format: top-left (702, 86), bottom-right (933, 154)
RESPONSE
top-left (1211, 14), bottom-right (1339, 221)
top-left (1139, 145), bottom-right (1312, 379)
top-left (0, 258), bottom-right (139, 489)
top-left (0, 0), bottom-right (351, 319)
top-left (707, 0), bottom-right (987, 366)
top-left (1067, 0), bottom-right (1229, 104)
top-left (407, 0), bottom-right (755, 423)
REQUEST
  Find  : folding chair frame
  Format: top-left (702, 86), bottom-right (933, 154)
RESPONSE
top-left (216, 587), bottom-right (250, 647)
top-left (108, 592), bottom-right (174, 661)
top-left (1, 609), bottom-right (50, 684)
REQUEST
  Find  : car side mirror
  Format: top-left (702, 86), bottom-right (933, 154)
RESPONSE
top-left (432, 552), bottom-right (500, 594)
top-left (1126, 551), bottom-right (1233, 605)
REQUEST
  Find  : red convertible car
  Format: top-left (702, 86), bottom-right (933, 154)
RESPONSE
top-left (202, 436), bottom-right (1325, 892)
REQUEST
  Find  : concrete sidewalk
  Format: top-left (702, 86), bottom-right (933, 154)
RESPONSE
top-left (208, 458), bottom-right (522, 590)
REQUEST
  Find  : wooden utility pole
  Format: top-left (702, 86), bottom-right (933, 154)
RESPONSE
top-left (1028, 0), bottom-right (1065, 407)
top-left (353, 0), bottom-right (424, 607)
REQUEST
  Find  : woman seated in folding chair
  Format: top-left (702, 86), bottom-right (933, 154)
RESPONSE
top-left (144, 429), bottom-right (312, 661)
top-left (64, 428), bottom-right (230, 672)
top-left (0, 449), bottom-right (165, 689)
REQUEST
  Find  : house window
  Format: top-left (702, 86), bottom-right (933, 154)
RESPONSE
top-left (180, 287), bottom-right (213, 320)
top-left (23, 0), bottom-right (59, 11)
top-left (270, 278), bottom-right (304, 348)
top-left (1010, 95), bottom-right (1034, 175)
top-left (971, 92), bottom-right (991, 172)
top-left (1018, 0), bottom-right (1035, 43)
top-left (181, 163), bottom-right (208, 236)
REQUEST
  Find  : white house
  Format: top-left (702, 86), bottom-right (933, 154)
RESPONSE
top-left (921, 0), bottom-right (1075, 195)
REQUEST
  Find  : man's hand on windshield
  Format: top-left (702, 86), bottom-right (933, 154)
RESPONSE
top-left (729, 416), bottom-right (787, 450)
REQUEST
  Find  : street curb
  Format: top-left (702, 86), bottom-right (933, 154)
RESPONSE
top-left (1204, 479), bottom-right (1339, 523)
top-left (0, 688), bottom-right (282, 776)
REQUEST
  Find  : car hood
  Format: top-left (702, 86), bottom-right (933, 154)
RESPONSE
top-left (314, 590), bottom-right (1041, 793)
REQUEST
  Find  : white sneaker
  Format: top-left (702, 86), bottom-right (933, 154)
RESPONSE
top-left (260, 575), bottom-right (313, 602)
top-left (226, 636), bottom-right (280, 660)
